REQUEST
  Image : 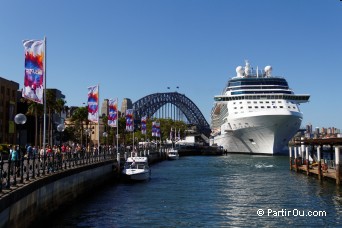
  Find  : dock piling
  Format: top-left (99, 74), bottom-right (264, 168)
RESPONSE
top-left (335, 146), bottom-right (340, 185)
top-left (305, 146), bottom-right (309, 175)
top-left (317, 146), bottom-right (322, 180)
top-left (294, 146), bottom-right (298, 172)
top-left (289, 146), bottom-right (292, 171)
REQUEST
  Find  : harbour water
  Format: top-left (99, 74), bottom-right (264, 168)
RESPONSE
top-left (48, 155), bottom-right (342, 227)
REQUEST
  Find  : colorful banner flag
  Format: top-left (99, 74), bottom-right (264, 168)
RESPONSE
top-left (125, 109), bottom-right (134, 132)
top-left (108, 98), bottom-right (118, 127)
top-left (88, 85), bottom-right (99, 122)
top-left (155, 122), bottom-right (161, 137)
top-left (152, 121), bottom-right (156, 137)
top-left (141, 116), bottom-right (147, 134)
top-left (22, 40), bottom-right (44, 104)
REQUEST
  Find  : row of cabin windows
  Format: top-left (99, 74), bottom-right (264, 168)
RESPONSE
top-left (233, 100), bottom-right (292, 105)
top-left (233, 106), bottom-right (297, 110)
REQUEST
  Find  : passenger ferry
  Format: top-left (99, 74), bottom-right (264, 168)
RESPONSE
top-left (122, 156), bottom-right (150, 181)
top-left (210, 61), bottom-right (310, 155)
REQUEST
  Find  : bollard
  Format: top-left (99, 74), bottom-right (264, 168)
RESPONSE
top-left (289, 146), bottom-right (292, 171)
top-left (294, 146), bottom-right (298, 172)
top-left (306, 146), bottom-right (309, 176)
top-left (317, 146), bottom-right (322, 180)
top-left (335, 146), bottom-right (340, 185)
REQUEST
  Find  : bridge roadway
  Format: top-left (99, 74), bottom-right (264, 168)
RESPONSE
top-left (0, 149), bottom-right (166, 228)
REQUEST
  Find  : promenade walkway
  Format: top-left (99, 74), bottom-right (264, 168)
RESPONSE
top-left (0, 149), bottom-right (117, 197)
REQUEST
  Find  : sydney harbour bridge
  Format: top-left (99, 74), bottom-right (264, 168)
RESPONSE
top-left (132, 92), bottom-right (211, 136)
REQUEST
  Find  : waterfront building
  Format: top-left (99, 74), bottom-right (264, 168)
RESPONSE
top-left (101, 99), bottom-right (109, 117)
top-left (0, 77), bottom-right (19, 144)
top-left (121, 98), bottom-right (132, 117)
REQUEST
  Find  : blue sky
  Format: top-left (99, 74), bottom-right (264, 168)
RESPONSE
top-left (0, 0), bottom-right (341, 130)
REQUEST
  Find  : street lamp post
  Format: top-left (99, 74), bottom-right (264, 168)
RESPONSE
top-left (14, 113), bottom-right (27, 148)
top-left (14, 113), bottom-right (26, 184)
top-left (103, 132), bottom-right (108, 157)
top-left (85, 129), bottom-right (91, 152)
top-left (57, 124), bottom-right (65, 147)
top-left (116, 134), bottom-right (120, 154)
top-left (57, 124), bottom-right (65, 169)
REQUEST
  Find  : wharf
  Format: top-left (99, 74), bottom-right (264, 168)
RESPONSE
top-left (289, 137), bottom-right (342, 185)
top-left (291, 161), bottom-right (341, 183)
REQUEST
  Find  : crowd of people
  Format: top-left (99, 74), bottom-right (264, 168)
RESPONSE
top-left (5, 142), bottom-right (119, 176)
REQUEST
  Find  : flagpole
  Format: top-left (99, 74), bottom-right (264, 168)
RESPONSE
top-left (116, 98), bottom-right (119, 155)
top-left (132, 110), bottom-right (134, 154)
top-left (43, 36), bottom-right (47, 153)
top-left (97, 84), bottom-right (100, 152)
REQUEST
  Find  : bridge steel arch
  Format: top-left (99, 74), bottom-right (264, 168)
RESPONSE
top-left (132, 92), bottom-right (210, 136)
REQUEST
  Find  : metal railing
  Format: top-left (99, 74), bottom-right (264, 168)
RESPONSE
top-left (0, 148), bottom-right (117, 192)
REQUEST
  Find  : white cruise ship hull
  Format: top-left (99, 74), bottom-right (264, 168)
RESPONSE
top-left (212, 111), bottom-right (302, 155)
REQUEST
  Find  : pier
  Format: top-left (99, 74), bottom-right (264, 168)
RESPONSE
top-left (289, 138), bottom-right (342, 185)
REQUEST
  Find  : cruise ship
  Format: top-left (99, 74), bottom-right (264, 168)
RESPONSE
top-left (210, 61), bottom-right (310, 155)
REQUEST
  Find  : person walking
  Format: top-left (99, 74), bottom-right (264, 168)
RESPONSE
top-left (10, 145), bottom-right (19, 176)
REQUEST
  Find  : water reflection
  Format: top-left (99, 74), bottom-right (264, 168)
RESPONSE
top-left (48, 155), bottom-right (342, 227)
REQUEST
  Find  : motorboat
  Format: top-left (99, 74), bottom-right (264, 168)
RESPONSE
top-left (167, 149), bottom-right (179, 160)
top-left (122, 156), bottom-right (150, 181)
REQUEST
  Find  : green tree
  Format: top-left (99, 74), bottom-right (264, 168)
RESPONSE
top-left (21, 98), bottom-right (44, 147)
top-left (70, 106), bottom-right (88, 144)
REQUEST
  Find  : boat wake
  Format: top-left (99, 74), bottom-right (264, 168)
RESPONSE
top-left (255, 163), bottom-right (274, 168)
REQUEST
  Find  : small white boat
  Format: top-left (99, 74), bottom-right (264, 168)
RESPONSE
top-left (122, 157), bottom-right (150, 181)
top-left (167, 149), bottom-right (179, 160)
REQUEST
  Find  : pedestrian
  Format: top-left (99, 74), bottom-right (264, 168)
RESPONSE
top-left (40, 146), bottom-right (45, 162)
top-left (32, 146), bottom-right (38, 158)
top-left (26, 144), bottom-right (33, 159)
top-left (10, 145), bottom-right (19, 175)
